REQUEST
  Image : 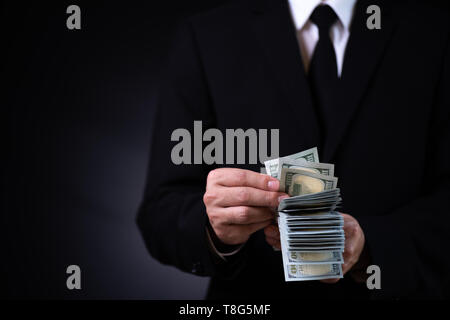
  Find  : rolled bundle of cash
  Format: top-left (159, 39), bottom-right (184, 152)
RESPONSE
top-left (264, 147), bottom-right (345, 281)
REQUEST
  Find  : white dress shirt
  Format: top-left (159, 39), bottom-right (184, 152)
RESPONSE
top-left (288, 0), bottom-right (357, 77)
top-left (207, 0), bottom-right (357, 260)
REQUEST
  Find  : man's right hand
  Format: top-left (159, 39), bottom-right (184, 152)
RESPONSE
top-left (203, 168), bottom-right (288, 246)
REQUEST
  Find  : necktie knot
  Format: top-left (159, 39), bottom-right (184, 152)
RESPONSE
top-left (310, 5), bottom-right (338, 34)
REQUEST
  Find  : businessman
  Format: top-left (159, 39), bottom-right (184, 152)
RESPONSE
top-left (138, 0), bottom-right (450, 299)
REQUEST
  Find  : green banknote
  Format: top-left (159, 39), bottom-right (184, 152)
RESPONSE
top-left (279, 167), bottom-right (338, 195)
top-left (264, 147), bottom-right (319, 178)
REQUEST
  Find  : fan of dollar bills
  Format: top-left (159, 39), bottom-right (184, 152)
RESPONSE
top-left (264, 147), bottom-right (345, 281)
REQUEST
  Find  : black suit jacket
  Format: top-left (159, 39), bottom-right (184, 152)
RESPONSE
top-left (138, 0), bottom-right (450, 299)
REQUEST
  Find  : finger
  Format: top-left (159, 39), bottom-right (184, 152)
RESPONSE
top-left (342, 252), bottom-right (352, 274)
top-left (320, 278), bottom-right (340, 284)
top-left (342, 243), bottom-right (359, 275)
top-left (241, 219), bottom-right (273, 235)
top-left (223, 206), bottom-right (275, 225)
top-left (342, 263), bottom-right (352, 275)
top-left (344, 221), bottom-right (358, 238)
top-left (217, 186), bottom-right (286, 207)
top-left (264, 225), bottom-right (280, 239)
top-left (342, 213), bottom-right (360, 238)
top-left (265, 236), bottom-right (281, 250)
top-left (212, 168), bottom-right (280, 191)
top-left (218, 220), bottom-right (272, 245)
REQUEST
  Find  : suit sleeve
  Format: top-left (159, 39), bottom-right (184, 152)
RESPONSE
top-left (136, 21), bottom-right (248, 278)
top-left (358, 31), bottom-right (450, 299)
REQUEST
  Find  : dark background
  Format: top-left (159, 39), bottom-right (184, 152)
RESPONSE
top-left (2, 0), bottom-right (450, 299)
top-left (2, 0), bottom-right (229, 299)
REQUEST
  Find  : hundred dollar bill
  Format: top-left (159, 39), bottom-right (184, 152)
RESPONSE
top-left (288, 238), bottom-right (344, 243)
top-left (279, 168), bottom-right (338, 195)
top-left (264, 147), bottom-right (319, 178)
top-left (285, 263), bottom-right (343, 281)
top-left (282, 212), bottom-right (342, 221)
top-left (277, 159), bottom-right (334, 180)
top-left (286, 250), bottom-right (343, 264)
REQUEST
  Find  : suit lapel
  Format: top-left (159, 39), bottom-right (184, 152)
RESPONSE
top-left (250, 0), bottom-right (321, 149)
top-left (323, 0), bottom-right (397, 161)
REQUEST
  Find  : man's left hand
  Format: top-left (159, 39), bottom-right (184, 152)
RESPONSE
top-left (264, 212), bottom-right (365, 283)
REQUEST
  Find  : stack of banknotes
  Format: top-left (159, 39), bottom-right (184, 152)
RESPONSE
top-left (264, 147), bottom-right (345, 281)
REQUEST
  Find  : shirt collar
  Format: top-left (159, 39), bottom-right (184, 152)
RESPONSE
top-left (288, 0), bottom-right (357, 31)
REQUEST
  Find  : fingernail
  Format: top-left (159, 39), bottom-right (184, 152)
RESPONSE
top-left (268, 180), bottom-right (279, 191)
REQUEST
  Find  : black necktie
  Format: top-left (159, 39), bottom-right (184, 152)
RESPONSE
top-left (308, 5), bottom-right (339, 145)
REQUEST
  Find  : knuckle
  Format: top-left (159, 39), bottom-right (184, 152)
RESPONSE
top-left (203, 191), bottom-right (216, 205)
top-left (203, 192), bottom-right (209, 205)
top-left (207, 210), bottom-right (219, 222)
top-left (237, 188), bottom-right (250, 203)
top-left (273, 192), bottom-right (280, 205)
top-left (264, 191), bottom-right (271, 204)
top-left (349, 222), bottom-right (358, 235)
top-left (261, 175), bottom-right (271, 188)
top-left (208, 216), bottom-right (218, 228)
top-left (234, 170), bottom-right (247, 185)
top-left (235, 207), bottom-right (250, 224)
top-left (266, 192), bottom-right (277, 206)
top-left (207, 169), bottom-right (221, 182)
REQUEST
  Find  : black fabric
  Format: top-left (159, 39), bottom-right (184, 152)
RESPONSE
top-left (137, 0), bottom-right (450, 299)
top-left (308, 5), bottom-right (339, 149)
